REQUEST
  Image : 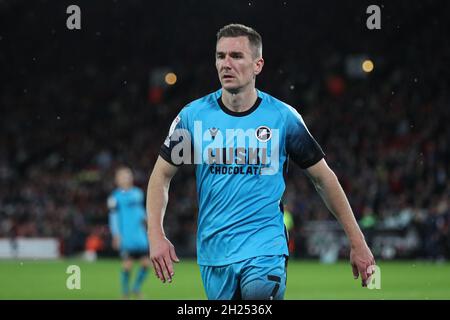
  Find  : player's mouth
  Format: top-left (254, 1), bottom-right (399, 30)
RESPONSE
top-left (222, 74), bottom-right (235, 80)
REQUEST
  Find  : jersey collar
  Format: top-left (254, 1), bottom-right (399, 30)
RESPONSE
top-left (217, 91), bottom-right (262, 117)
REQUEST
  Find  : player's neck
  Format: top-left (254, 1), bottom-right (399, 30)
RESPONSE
top-left (221, 87), bottom-right (257, 113)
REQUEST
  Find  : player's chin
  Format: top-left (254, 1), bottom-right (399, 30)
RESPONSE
top-left (221, 82), bottom-right (241, 93)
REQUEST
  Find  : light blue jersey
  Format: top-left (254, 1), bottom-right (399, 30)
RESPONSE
top-left (160, 89), bottom-right (324, 266)
top-left (108, 187), bottom-right (149, 252)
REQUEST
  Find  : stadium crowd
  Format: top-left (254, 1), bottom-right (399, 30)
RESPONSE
top-left (1, 1), bottom-right (449, 259)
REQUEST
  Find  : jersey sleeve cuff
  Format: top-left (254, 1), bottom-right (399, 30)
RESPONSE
top-left (298, 152), bottom-right (325, 169)
top-left (159, 148), bottom-right (183, 167)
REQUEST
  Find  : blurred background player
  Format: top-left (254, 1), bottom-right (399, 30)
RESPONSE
top-left (108, 166), bottom-right (150, 299)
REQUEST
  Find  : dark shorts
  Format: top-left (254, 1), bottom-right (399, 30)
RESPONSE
top-left (120, 249), bottom-right (149, 260)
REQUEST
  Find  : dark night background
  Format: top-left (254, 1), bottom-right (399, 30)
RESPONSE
top-left (1, 1), bottom-right (449, 260)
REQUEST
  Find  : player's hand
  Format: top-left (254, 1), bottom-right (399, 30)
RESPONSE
top-left (149, 235), bottom-right (179, 283)
top-left (112, 236), bottom-right (120, 250)
top-left (350, 241), bottom-right (376, 287)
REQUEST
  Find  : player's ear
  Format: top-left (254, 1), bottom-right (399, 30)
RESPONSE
top-left (254, 57), bottom-right (264, 76)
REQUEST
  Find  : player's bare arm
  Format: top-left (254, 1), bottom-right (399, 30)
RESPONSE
top-left (304, 158), bottom-right (376, 287)
top-left (147, 155), bottom-right (180, 283)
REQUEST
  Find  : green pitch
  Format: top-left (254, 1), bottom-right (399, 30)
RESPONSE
top-left (0, 259), bottom-right (449, 299)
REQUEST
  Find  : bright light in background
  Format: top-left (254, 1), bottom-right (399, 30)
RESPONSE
top-left (362, 59), bottom-right (374, 73)
top-left (165, 72), bottom-right (177, 85)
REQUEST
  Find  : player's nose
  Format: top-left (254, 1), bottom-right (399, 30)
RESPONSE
top-left (221, 55), bottom-right (233, 68)
top-left (220, 65), bottom-right (232, 76)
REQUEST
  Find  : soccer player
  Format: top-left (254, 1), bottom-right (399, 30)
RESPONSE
top-left (146, 24), bottom-right (375, 299)
top-left (108, 166), bottom-right (150, 299)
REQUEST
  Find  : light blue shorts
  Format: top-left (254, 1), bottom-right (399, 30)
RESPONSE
top-left (199, 255), bottom-right (287, 300)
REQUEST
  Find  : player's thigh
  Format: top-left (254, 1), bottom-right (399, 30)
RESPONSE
top-left (199, 265), bottom-right (239, 300)
top-left (240, 255), bottom-right (287, 300)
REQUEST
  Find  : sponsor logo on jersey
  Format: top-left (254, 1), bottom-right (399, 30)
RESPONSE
top-left (167, 121), bottom-right (280, 175)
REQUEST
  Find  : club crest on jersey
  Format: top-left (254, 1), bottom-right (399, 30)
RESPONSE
top-left (255, 126), bottom-right (272, 142)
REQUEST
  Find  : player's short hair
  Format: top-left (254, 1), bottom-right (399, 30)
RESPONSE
top-left (216, 23), bottom-right (262, 58)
